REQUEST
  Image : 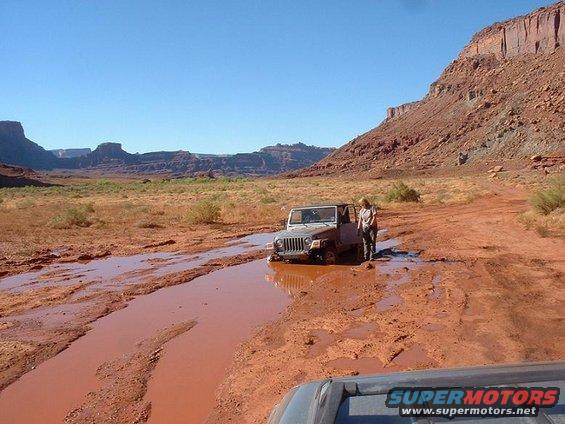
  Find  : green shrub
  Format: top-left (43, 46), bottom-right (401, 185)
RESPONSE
top-left (530, 176), bottom-right (565, 215)
top-left (260, 196), bottom-right (276, 204)
top-left (49, 203), bottom-right (95, 229)
top-left (385, 181), bottom-right (421, 203)
top-left (137, 220), bottom-right (164, 229)
top-left (186, 200), bottom-right (221, 224)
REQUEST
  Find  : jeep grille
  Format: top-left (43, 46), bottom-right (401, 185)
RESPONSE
top-left (282, 237), bottom-right (305, 252)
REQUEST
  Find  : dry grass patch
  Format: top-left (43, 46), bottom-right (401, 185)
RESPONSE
top-left (517, 176), bottom-right (565, 238)
top-left (186, 200), bottom-right (221, 224)
top-left (529, 176), bottom-right (564, 215)
top-left (48, 203), bottom-right (95, 229)
top-left (384, 181), bottom-right (421, 203)
top-left (0, 175), bottom-right (493, 264)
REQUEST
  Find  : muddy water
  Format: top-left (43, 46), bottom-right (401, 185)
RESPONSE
top-left (0, 233), bottom-right (275, 423)
top-left (0, 232), bottom-right (444, 423)
top-left (0, 233), bottom-right (274, 294)
top-left (0, 233), bottom-right (276, 355)
top-left (0, 259), bottom-right (289, 423)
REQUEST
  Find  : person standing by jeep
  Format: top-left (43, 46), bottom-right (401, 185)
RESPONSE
top-left (357, 197), bottom-right (377, 261)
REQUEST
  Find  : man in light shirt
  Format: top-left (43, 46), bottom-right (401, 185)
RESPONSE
top-left (357, 197), bottom-right (377, 261)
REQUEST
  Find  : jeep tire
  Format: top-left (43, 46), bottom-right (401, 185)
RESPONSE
top-left (322, 247), bottom-right (337, 265)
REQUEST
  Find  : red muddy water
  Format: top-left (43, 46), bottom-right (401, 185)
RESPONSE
top-left (0, 259), bottom-right (290, 423)
top-left (0, 232), bottom-right (441, 423)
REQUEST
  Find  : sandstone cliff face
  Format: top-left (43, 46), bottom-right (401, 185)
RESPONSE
top-left (0, 121), bottom-right (60, 170)
top-left (295, 2), bottom-right (565, 177)
top-left (386, 101), bottom-right (421, 120)
top-left (460, 2), bottom-right (564, 59)
top-left (387, 2), bottom-right (564, 121)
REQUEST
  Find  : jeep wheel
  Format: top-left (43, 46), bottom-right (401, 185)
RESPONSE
top-left (322, 247), bottom-right (337, 265)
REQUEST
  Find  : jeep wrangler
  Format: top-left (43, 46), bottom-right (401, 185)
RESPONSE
top-left (267, 203), bottom-right (363, 264)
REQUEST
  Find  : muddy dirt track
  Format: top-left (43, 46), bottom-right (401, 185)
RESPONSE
top-left (210, 188), bottom-right (564, 423)
top-left (0, 187), bottom-right (563, 423)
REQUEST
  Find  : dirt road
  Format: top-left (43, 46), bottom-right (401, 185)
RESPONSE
top-left (0, 185), bottom-right (562, 423)
top-left (210, 188), bottom-right (564, 423)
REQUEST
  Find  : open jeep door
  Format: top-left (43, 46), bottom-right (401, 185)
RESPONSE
top-left (338, 205), bottom-right (361, 248)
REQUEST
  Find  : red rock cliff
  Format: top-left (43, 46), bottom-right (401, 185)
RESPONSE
top-left (386, 101), bottom-right (421, 120)
top-left (292, 1), bottom-right (565, 177)
top-left (460, 2), bottom-right (564, 59)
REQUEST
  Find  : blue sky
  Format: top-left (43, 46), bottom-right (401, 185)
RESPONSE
top-left (0, 0), bottom-right (554, 154)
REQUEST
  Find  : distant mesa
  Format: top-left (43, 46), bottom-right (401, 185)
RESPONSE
top-left (0, 121), bottom-right (335, 176)
top-left (0, 121), bottom-right (60, 170)
top-left (50, 148), bottom-right (91, 159)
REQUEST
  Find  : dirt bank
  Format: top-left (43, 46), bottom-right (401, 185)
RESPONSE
top-left (210, 188), bottom-right (564, 423)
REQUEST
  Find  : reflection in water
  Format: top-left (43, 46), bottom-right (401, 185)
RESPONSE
top-left (265, 262), bottom-right (345, 295)
top-left (264, 236), bottom-right (438, 315)
top-left (263, 235), bottom-right (402, 295)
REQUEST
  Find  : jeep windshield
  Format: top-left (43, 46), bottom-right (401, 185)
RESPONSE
top-left (288, 207), bottom-right (336, 225)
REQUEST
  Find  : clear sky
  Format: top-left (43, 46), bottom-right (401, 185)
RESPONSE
top-left (0, 0), bottom-right (555, 154)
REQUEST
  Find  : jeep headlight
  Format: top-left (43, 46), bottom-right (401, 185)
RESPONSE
top-left (304, 236), bottom-right (313, 248)
top-left (275, 238), bottom-right (284, 250)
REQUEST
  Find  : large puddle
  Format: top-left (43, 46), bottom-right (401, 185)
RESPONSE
top-left (0, 231), bottom-right (445, 423)
top-left (0, 233), bottom-right (274, 294)
top-left (0, 259), bottom-right (290, 423)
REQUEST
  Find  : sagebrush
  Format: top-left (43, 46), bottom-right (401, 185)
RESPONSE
top-left (529, 176), bottom-right (564, 215)
top-left (385, 181), bottom-right (421, 203)
top-left (186, 200), bottom-right (221, 224)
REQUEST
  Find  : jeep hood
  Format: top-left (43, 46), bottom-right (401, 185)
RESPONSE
top-left (276, 226), bottom-right (335, 239)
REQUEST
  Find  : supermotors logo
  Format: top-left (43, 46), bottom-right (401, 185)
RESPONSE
top-left (386, 387), bottom-right (560, 418)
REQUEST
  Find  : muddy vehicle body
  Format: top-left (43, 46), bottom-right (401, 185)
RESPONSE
top-left (267, 203), bottom-right (362, 264)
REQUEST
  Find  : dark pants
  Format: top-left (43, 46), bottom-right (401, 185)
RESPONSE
top-left (362, 227), bottom-right (376, 260)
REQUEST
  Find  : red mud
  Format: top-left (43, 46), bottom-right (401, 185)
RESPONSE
top-left (0, 188), bottom-right (563, 424)
top-left (0, 259), bottom-right (289, 423)
top-left (209, 190), bottom-right (564, 423)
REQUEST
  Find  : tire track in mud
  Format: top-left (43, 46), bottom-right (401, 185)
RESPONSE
top-left (66, 321), bottom-right (196, 424)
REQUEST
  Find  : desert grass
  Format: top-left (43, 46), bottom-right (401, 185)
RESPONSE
top-left (384, 181), bottom-right (421, 203)
top-left (0, 175), bottom-right (492, 263)
top-left (529, 175), bottom-right (564, 215)
top-left (517, 176), bottom-right (565, 238)
top-left (186, 200), bottom-right (221, 224)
